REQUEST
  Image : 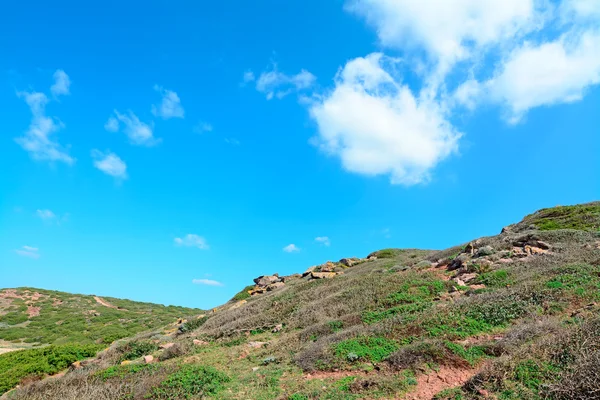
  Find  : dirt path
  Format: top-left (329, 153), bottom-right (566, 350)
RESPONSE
top-left (93, 296), bottom-right (122, 310)
top-left (404, 366), bottom-right (477, 400)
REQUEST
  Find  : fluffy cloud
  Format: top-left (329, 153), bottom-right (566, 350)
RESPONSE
top-left (106, 110), bottom-right (158, 146)
top-left (175, 234), bottom-right (209, 250)
top-left (15, 245), bottom-right (40, 259)
top-left (310, 53), bottom-right (461, 185)
top-left (315, 236), bottom-right (331, 246)
top-left (36, 209), bottom-right (56, 220)
top-left (283, 243), bottom-right (300, 253)
top-left (485, 30), bottom-right (600, 122)
top-left (192, 279), bottom-right (224, 287)
top-left (346, 0), bottom-right (541, 77)
top-left (15, 90), bottom-right (74, 165)
top-left (247, 65), bottom-right (316, 99)
top-left (50, 69), bottom-right (71, 97)
top-left (91, 150), bottom-right (128, 179)
top-left (152, 85), bottom-right (185, 119)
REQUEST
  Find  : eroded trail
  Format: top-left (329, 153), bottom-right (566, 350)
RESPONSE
top-left (93, 296), bottom-right (122, 310)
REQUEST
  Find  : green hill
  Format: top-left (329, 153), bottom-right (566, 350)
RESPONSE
top-left (2, 202), bottom-right (600, 399)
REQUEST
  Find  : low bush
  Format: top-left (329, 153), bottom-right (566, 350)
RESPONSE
top-left (335, 336), bottom-right (398, 363)
top-left (151, 364), bottom-right (230, 399)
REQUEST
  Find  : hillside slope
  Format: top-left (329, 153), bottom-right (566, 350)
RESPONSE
top-left (3, 202), bottom-right (600, 400)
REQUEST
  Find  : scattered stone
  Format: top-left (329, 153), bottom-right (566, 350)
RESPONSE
top-left (311, 272), bottom-right (337, 279)
top-left (464, 242), bottom-right (476, 255)
top-left (253, 274), bottom-right (281, 287)
top-left (252, 367), bottom-right (260, 372)
top-left (460, 273), bottom-right (478, 283)
top-left (160, 342), bottom-right (175, 349)
top-left (320, 261), bottom-right (337, 272)
top-left (281, 274), bottom-right (301, 282)
top-left (193, 339), bottom-right (209, 346)
top-left (497, 258), bottom-right (513, 264)
top-left (143, 355), bottom-right (154, 364)
top-left (230, 299), bottom-right (247, 309)
top-left (70, 361), bottom-right (82, 370)
top-left (452, 278), bottom-right (467, 287)
top-left (247, 341), bottom-right (269, 349)
top-left (524, 245), bottom-right (548, 255)
top-left (468, 284), bottom-right (486, 291)
top-left (302, 266), bottom-right (317, 277)
top-left (447, 254), bottom-right (469, 271)
top-left (367, 255), bottom-right (377, 261)
top-left (120, 360), bottom-right (132, 366)
top-left (262, 356), bottom-right (277, 365)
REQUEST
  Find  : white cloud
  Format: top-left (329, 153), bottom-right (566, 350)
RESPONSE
top-left (310, 53), bottom-right (461, 185)
top-left (193, 122), bottom-right (213, 134)
top-left (224, 138), bottom-right (241, 146)
top-left (104, 116), bottom-right (119, 132)
top-left (152, 85), bottom-right (185, 119)
top-left (109, 110), bottom-right (158, 146)
top-left (91, 149), bottom-right (128, 179)
top-left (15, 91), bottom-right (74, 165)
top-left (36, 209), bottom-right (56, 220)
top-left (15, 246), bottom-right (40, 259)
top-left (283, 243), bottom-right (300, 253)
top-left (485, 30), bottom-right (600, 122)
top-left (346, 0), bottom-right (542, 78)
top-left (192, 278), bottom-right (224, 287)
top-left (242, 70), bottom-right (255, 84)
top-left (50, 69), bottom-right (71, 97)
top-left (253, 65), bottom-right (316, 99)
top-left (174, 234), bottom-right (209, 250)
top-left (315, 236), bottom-right (331, 246)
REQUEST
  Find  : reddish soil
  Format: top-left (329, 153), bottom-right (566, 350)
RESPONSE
top-left (405, 366), bottom-right (477, 400)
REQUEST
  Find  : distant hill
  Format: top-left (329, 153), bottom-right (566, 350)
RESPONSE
top-left (0, 288), bottom-right (201, 352)
top-left (2, 202), bottom-right (600, 399)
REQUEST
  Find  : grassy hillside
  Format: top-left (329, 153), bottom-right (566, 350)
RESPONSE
top-left (0, 288), bottom-right (201, 348)
top-left (3, 202), bottom-right (600, 399)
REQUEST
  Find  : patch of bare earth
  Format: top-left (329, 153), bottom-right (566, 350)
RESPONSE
top-left (93, 296), bottom-right (122, 310)
top-left (404, 366), bottom-right (477, 400)
top-left (26, 306), bottom-right (41, 317)
top-left (304, 370), bottom-right (373, 380)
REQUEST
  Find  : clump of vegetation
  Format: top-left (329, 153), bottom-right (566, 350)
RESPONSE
top-left (335, 336), bottom-right (399, 363)
top-left (150, 364), bottom-right (230, 399)
top-left (230, 285), bottom-right (255, 302)
top-left (521, 202), bottom-right (600, 231)
top-left (369, 248), bottom-right (405, 258)
top-left (178, 315), bottom-right (208, 333)
top-left (117, 340), bottom-right (159, 362)
top-left (98, 363), bottom-right (159, 380)
top-left (0, 344), bottom-right (100, 395)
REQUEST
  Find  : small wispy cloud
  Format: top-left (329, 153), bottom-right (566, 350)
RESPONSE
top-left (50, 69), bottom-right (71, 97)
top-left (91, 149), bottom-right (128, 180)
top-left (193, 121), bottom-right (213, 134)
top-left (106, 110), bottom-right (159, 146)
top-left (15, 246), bottom-right (40, 259)
top-left (15, 90), bottom-right (74, 165)
top-left (224, 138), bottom-right (241, 146)
top-left (315, 236), bottom-right (331, 246)
top-left (175, 234), bottom-right (209, 250)
top-left (192, 279), bottom-right (224, 287)
top-left (152, 85), bottom-right (185, 119)
top-left (246, 64), bottom-right (316, 100)
top-left (36, 209), bottom-right (56, 220)
top-left (283, 243), bottom-right (300, 253)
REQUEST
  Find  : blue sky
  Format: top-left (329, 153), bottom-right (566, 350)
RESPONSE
top-left (1, 0), bottom-right (599, 309)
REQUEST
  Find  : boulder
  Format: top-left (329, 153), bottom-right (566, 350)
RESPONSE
top-left (311, 271), bottom-right (337, 279)
top-left (460, 273), bottom-right (478, 283)
top-left (367, 256), bottom-right (377, 261)
top-left (272, 324), bottom-right (283, 333)
top-left (447, 254), bottom-right (469, 271)
top-left (524, 245), bottom-right (548, 255)
top-left (339, 257), bottom-right (360, 267)
top-left (302, 266), bottom-right (317, 277)
top-left (320, 261), bottom-right (337, 272)
top-left (193, 339), bottom-right (209, 346)
top-left (266, 282), bottom-right (285, 291)
top-left (281, 274), bottom-right (301, 282)
top-left (160, 342), bottom-right (175, 349)
top-left (254, 275), bottom-right (281, 287)
top-left (452, 278), bottom-right (467, 287)
top-left (143, 355), bottom-right (154, 364)
top-left (70, 361), bottom-right (82, 370)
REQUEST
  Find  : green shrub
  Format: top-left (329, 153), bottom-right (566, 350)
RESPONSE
top-left (0, 344), bottom-right (101, 395)
top-left (151, 364), bottom-right (230, 399)
top-left (335, 337), bottom-right (399, 363)
top-left (231, 286), bottom-right (255, 302)
top-left (477, 270), bottom-right (512, 287)
top-left (117, 340), bottom-right (159, 362)
top-left (178, 316), bottom-right (208, 333)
